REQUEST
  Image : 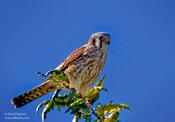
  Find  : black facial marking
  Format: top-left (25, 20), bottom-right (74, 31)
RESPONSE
top-left (99, 36), bottom-right (104, 48)
top-left (100, 40), bottom-right (102, 48)
top-left (92, 38), bottom-right (96, 45)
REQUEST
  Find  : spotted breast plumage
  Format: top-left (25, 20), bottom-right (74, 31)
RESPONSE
top-left (11, 32), bottom-right (111, 108)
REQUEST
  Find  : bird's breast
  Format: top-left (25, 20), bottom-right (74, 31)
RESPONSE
top-left (78, 51), bottom-right (106, 84)
top-left (64, 50), bottom-right (106, 96)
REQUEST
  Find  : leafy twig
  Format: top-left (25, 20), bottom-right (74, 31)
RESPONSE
top-left (36, 72), bottom-right (129, 122)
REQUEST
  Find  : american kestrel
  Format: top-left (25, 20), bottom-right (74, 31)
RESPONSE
top-left (11, 32), bottom-right (111, 108)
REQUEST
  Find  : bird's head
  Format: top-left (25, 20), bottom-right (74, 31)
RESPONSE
top-left (88, 32), bottom-right (111, 50)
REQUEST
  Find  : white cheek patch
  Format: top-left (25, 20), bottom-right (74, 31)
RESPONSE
top-left (95, 39), bottom-right (101, 48)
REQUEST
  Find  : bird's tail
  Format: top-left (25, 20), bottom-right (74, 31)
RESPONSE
top-left (11, 79), bottom-right (59, 108)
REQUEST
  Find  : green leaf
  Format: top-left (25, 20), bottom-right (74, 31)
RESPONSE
top-left (35, 73), bottom-right (129, 122)
top-left (84, 114), bottom-right (91, 122)
top-left (36, 100), bottom-right (49, 116)
top-left (85, 75), bottom-right (107, 104)
top-left (72, 116), bottom-right (79, 122)
top-left (96, 75), bottom-right (106, 87)
top-left (115, 104), bottom-right (130, 111)
top-left (57, 106), bottom-right (61, 112)
top-left (85, 87), bottom-right (100, 102)
top-left (96, 103), bottom-right (104, 118)
top-left (53, 94), bottom-right (69, 112)
top-left (96, 102), bottom-right (130, 120)
top-left (42, 100), bottom-right (54, 122)
top-left (66, 88), bottom-right (79, 104)
top-left (103, 110), bottom-right (119, 122)
top-left (54, 94), bottom-right (68, 106)
top-left (103, 101), bottom-right (117, 114)
top-left (52, 71), bottom-right (69, 83)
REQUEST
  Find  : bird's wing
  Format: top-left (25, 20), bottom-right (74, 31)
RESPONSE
top-left (56, 45), bottom-right (87, 71)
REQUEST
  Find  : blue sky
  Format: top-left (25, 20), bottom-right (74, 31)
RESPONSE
top-left (0, 0), bottom-right (175, 122)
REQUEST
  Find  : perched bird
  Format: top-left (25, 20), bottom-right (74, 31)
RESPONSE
top-left (11, 32), bottom-right (111, 108)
